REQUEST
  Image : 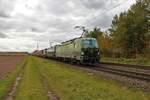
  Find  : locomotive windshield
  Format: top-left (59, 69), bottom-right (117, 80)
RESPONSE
top-left (82, 39), bottom-right (98, 48)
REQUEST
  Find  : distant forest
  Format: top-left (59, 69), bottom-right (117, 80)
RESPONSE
top-left (87, 0), bottom-right (150, 58)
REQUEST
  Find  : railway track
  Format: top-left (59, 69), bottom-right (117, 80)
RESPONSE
top-left (75, 63), bottom-right (150, 91)
top-left (101, 62), bottom-right (150, 70)
top-left (92, 63), bottom-right (150, 82)
top-left (44, 57), bottom-right (150, 82)
top-left (39, 57), bottom-right (150, 91)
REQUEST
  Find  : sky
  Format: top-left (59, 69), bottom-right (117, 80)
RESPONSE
top-left (0, 0), bottom-right (136, 52)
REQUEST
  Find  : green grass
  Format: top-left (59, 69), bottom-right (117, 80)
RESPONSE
top-left (3, 56), bottom-right (147, 100)
top-left (101, 57), bottom-right (150, 67)
top-left (29, 56), bottom-right (150, 100)
top-left (14, 57), bottom-right (48, 100)
top-left (0, 57), bottom-right (26, 99)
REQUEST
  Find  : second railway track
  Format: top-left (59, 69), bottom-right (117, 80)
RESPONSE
top-left (92, 64), bottom-right (150, 82)
top-left (42, 57), bottom-right (150, 91)
top-left (46, 57), bottom-right (150, 82)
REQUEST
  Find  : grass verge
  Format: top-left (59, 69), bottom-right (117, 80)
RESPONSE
top-left (101, 57), bottom-right (150, 67)
top-left (14, 56), bottom-right (48, 100)
top-left (0, 57), bottom-right (27, 99)
top-left (33, 57), bottom-right (150, 100)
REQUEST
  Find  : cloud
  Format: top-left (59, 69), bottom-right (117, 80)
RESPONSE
top-left (81, 0), bottom-right (107, 9)
top-left (0, 11), bottom-right (10, 18)
top-left (86, 12), bottom-right (113, 30)
top-left (0, 0), bottom-right (135, 51)
top-left (0, 32), bottom-right (8, 38)
top-left (0, 0), bottom-right (16, 18)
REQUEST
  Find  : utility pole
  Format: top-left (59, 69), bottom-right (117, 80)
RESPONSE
top-left (37, 41), bottom-right (39, 50)
top-left (49, 41), bottom-right (53, 48)
top-left (49, 40), bottom-right (51, 48)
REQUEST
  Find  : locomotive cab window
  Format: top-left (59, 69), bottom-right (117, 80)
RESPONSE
top-left (82, 39), bottom-right (98, 48)
top-left (74, 43), bottom-right (76, 48)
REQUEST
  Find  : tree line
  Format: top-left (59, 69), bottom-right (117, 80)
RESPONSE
top-left (86, 1), bottom-right (150, 58)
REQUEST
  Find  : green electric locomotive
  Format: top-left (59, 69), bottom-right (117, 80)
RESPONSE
top-left (35, 37), bottom-right (100, 64)
top-left (55, 37), bottom-right (100, 63)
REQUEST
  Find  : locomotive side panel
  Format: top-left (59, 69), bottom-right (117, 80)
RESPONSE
top-left (55, 38), bottom-right (82, 61)
top-left (46, 47), bottom-right (55, 58)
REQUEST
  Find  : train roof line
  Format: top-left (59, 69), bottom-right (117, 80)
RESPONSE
top-left (61, 37), bottom-right (81, 44)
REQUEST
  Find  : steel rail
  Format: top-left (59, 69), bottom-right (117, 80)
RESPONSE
top-left (36, 56), bottom-right (150, 82)
top-left (91, 64), bottom-right (150, 82)
top-left (101, 62), bottom-right (150, 70)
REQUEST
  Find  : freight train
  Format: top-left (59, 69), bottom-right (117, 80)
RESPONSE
top-left (33, 37), bottom-right (100, 64)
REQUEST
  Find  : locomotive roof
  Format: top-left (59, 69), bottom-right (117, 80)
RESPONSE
top-left (61, 37), bottom-right (81, 44)
top-left (61, 37), bottom-right (96, 45)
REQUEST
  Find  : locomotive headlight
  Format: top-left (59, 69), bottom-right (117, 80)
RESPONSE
top-left (81, 52), bottom-right (84, 55)
top-left (98, 51), bottom-right (100, 55)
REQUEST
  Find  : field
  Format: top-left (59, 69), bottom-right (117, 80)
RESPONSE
top-left (0, 55), bottom-right (25, 79)
top-left (0, 54), bottom-right (26, 99)
top-left (0, 56), bottom-right (149, 100)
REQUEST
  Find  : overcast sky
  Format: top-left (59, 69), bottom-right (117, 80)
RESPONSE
top-left (0, 0), bottom-right (136, 52)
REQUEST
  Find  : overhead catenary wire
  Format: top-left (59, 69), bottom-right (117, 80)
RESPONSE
top-left (104, 0), bottom-right (131, 11)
